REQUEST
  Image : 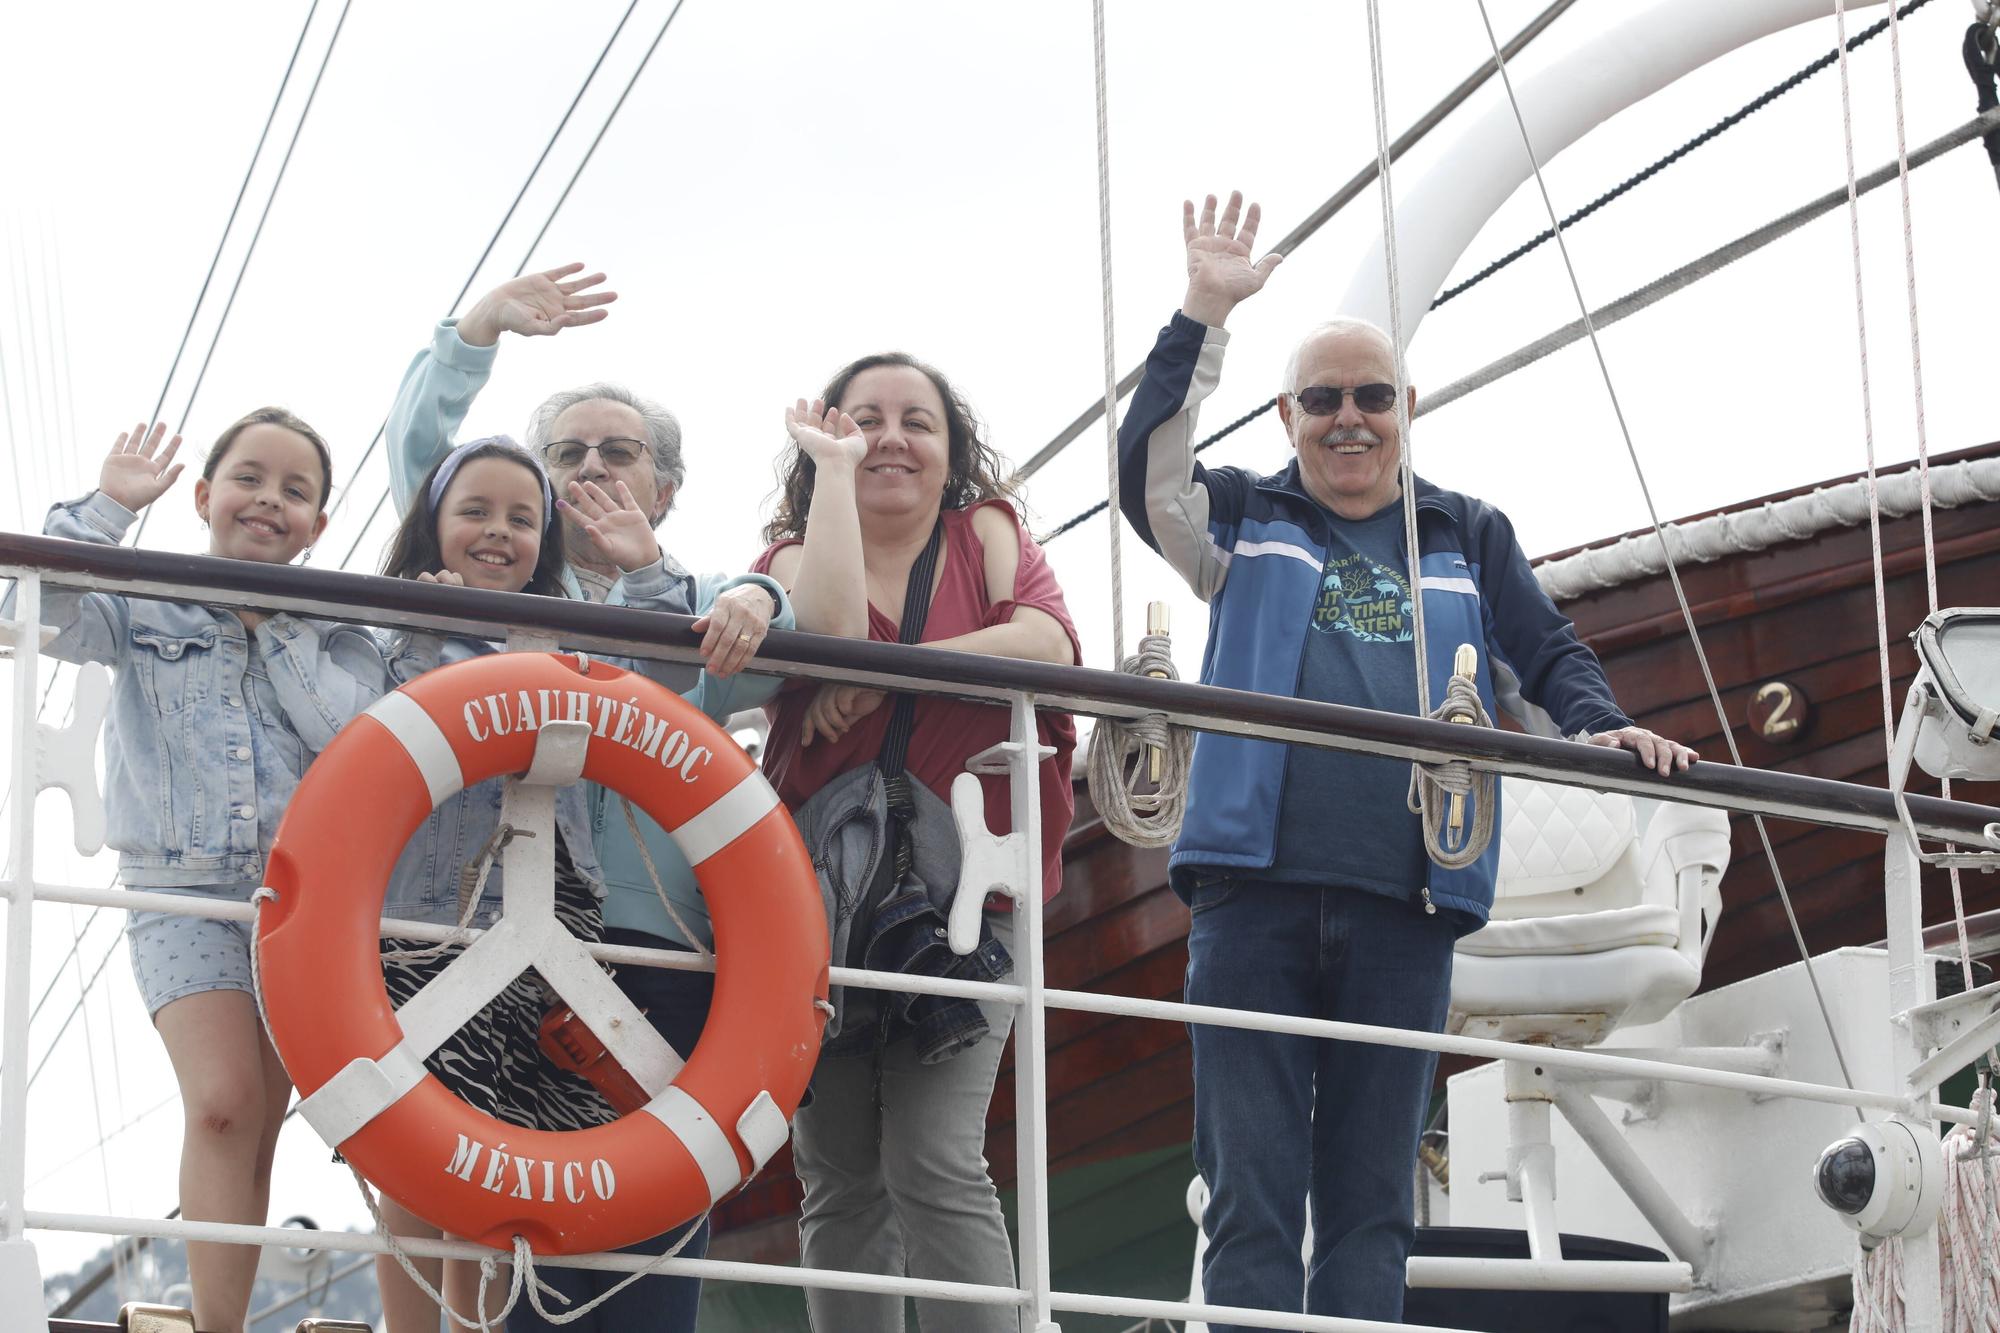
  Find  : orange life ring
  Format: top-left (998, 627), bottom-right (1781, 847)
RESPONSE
top-left (257, 652), bottom-right (829, 1255)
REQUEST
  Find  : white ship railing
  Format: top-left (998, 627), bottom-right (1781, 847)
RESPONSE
top-left (5, 535), bottom-right (1998, 1333)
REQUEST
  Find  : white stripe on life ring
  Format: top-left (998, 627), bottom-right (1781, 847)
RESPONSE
top-left (365, 690), bottom-right (465, 807)
top-left (670, 772), bottom-right (779, 867)
top-left (645, 1085), bottom-right (740, 1203)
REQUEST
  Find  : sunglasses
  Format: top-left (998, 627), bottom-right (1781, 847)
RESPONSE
top-left (542, 437), bottom-right (650, 469)
top-left (1291, 383), bottom-right (1398, 416)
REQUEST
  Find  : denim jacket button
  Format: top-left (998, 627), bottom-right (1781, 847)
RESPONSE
top-left (231, 746), bottom-right (250, 761)
top-left (223, 695), bottom-right (241, 707)
top-left (233, 803), bottom-right (254, 818)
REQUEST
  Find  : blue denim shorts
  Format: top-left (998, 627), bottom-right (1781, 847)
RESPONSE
top-left (126, 886), bottom-right (258, 1016)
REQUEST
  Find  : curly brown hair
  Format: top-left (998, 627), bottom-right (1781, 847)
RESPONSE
top-left (763, 352), bottom-right (1015, 543)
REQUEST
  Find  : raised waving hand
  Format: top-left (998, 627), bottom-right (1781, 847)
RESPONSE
top-left (785, 399), bottom-right (867, 473)
top-left (561, 478), bottom-right (662, 573)
top-left (98, 422), bottom-right (185, 513)
top-left (1181, 191), bottom-right (1283, 328)
top-left (456, 262), bottom-right (618, 348)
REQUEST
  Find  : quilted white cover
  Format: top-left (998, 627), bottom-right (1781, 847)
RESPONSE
top-left (1495, 777), bottom-right (1636, 898)
top-left (1454, 904), bottom-right (1680, 958)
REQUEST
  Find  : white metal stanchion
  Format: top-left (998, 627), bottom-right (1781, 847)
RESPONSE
top-left (1, 571), bottom-right (50, 1331)
top-left (969, 692), bottom-right (1059, 1332)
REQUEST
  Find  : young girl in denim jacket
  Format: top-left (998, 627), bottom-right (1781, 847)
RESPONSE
top-left (12, 412), bottom-right (382, 1333)
top-left (357, 436), bottom-right (690, 1331)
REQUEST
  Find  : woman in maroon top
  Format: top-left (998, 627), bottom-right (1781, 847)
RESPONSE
top-left (754, 352), bottom-right (1078, 1333)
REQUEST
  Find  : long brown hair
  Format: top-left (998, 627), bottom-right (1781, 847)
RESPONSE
top-left (764, 352), bottom-right (1015, 542)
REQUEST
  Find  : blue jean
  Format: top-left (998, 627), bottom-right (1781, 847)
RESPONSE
top-left (511, 930), bottom-right (714, 1333)
top-left (1186, 879), bottom-right (1455, 1328)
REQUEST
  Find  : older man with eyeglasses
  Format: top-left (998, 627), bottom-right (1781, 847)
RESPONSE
top-left (383, 264), bottom-right (797, 1333)
top-left (1115, 193), bottom-right (1695, 1329)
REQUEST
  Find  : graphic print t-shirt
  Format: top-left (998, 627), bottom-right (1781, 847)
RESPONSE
top-left (1269, 502), bottom-right (1428, 897)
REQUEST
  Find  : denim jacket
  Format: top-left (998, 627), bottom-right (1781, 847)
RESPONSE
top-left (371, 556), bottom-right (699, 928)
top-left (8, 492), bottom-right (389, 888)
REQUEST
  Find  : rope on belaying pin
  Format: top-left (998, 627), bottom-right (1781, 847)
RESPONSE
top-left (1407, 668), bottom-right (1498, 871)
top-left (1087, 629), bottom-right (1193, 848)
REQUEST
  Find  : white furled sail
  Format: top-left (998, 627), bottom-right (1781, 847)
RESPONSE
top-left (1340, 0), bottom-right (1888, 344)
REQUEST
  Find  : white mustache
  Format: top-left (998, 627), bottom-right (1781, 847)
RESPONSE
top-left (1318, 427), bottom-right (1383, 448)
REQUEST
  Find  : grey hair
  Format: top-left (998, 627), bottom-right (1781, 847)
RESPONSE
top-left (1279, 318), bottom-right (1401, 399)
top-left (526, 381), bottom-right (686, 514)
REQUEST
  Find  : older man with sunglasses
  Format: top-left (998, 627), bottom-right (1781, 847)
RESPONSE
top-left (1115, 193), bottom-right (1693, 1329)
top-left (383, 265), bottom-right (795, 1333)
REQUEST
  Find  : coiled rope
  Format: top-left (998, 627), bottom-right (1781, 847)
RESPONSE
top-left (1406, 672), bottom-right (1499, 871)
top-left (1086, 632), bottom-right (1192, 848)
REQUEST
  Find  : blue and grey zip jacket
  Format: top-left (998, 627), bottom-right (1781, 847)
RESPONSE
top-left (1116, 311), bottom-right (1632, 927)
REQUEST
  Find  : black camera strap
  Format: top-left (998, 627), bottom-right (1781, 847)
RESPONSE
top-left (845, 518), bottom-right (947, 978)
top-left (877, 516), bottom-right (946, 788)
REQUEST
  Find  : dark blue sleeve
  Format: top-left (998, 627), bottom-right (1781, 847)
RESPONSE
top-left (1473, 500), bottom-right (1633, 736)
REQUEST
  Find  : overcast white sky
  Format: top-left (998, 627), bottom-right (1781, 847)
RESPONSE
top-left (4, 0), bottom-right (1996, 1288)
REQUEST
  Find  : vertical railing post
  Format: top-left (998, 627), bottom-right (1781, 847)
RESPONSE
top-left (1005, 692), bottom-right (1058, 1333)
top-left (1, 571), bottom-right (50, 1329)
top-left (1882, 697), bottom-right (1943, 1327)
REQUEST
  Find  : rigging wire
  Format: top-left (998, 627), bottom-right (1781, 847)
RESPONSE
top-left (1411, 108), bottom-right (2000, 421)
top-left (1470, 0), bottom-right (1865, 1102)
top-left (1366, 0), bottom-right (1501, 876)
top-left (1037, 13), bottom-right (1989, 548)
top-left (130, 0), bottom-right (355, 548)
top-left (1089, 0), bottom-right (1123, 661)
top-left (27, 1091), bottom-right (179, 1194)
top-left (1432, 0), bottom-right (1938, 312)
top-left (1881, 0), bottom-right (1979, 1005)
top-left (1011, 0), bottom-right (1578, 486)
top-left (0, 246), bottom-right (22, 527)
top-left (43, 224), bottom-right (85, 492)
top-left (330, 0), bottom-right (690, 574)
top-left (1364, 0), bottom-right (1429, 722)
top-left (313, 0), bottom-right (645, 543)
top-left (1080, 105), bottom-right (1999, 533)
top-left (1831, 0), bottom-right (1900, 767)
top-left (139, 0), bottom-right (322, 439)
top-left (6, 228), bottom-right (53, 514)
top-left (68, 905), bottom-right (127, 1305)
top-left (25, 924), bottom-right (126, 1090)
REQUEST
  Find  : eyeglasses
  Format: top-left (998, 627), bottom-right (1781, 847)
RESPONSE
top-left (542, 437), bottom-right (650, 469)
top-left (1291, 383), bottom-right (1398, 416)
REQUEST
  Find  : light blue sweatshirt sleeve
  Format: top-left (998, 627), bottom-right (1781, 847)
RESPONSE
top-left (387, 319), bottom-right (499, 516)
top-left (254, 614), bottom-right (395, 752)
top-left (6, 492), bottom-right (141, 669)
top-left (683, 571), bottom-right (793, 721)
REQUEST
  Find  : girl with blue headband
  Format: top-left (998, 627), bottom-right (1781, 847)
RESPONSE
top-left (365, 435), bottom-right (688, 1328)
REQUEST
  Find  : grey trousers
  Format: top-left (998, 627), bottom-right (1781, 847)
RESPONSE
top-left (793, 912), bottom-right (1019, 1333)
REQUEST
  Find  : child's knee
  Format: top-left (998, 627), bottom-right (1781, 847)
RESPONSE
top-left (184, 1080), bottom-right (268, 1142)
